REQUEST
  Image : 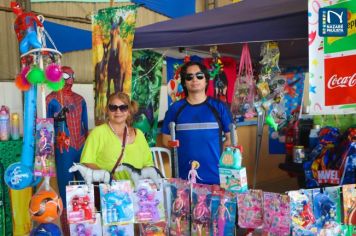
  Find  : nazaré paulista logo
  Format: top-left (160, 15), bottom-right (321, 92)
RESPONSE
top-left (319, 8), bottom-right (347, 36)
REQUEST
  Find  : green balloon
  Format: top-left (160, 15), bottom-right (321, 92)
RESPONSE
top-left (46, 78), bottom-right (65, 91)
top-left (265, 114), bottom-right (278, 131)
top-left (27, 67), bottom-right (46, 84)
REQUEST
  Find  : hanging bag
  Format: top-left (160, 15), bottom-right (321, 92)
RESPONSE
top-left (231, 43), bottom-right (255, 119)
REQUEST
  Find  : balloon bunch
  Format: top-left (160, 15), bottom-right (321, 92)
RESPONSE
top-left (15, 63), bottom-right (64, 92)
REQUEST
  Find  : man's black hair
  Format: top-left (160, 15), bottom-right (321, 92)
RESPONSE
top-left (180, 61), bottom-right (210, 96)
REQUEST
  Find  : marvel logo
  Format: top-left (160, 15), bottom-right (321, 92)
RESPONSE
top-left (327, 73), bottom-right (356, 89)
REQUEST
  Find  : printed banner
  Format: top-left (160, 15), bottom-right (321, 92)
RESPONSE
top-left (93, 6), bottom-right (137, 125)
top-left (132, 50), bottom-right (163, 146)
top-left (269, 70), bottom-right (305, 154)
top-left (308, 0), bottom-right (356, 115)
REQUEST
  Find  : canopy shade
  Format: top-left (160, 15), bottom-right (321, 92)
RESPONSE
top-left (133, 0), bottom-right (308, 49)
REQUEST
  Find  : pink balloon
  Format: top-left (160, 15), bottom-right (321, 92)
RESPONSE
top-left (45, 64), bottom-right (62, 82)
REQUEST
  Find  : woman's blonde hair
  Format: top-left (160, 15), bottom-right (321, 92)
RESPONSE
top-left (107, 92), bottom-right (139, 126)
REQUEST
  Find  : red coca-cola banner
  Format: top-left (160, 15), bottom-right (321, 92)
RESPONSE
top-left (324, 54), bottom-right (356, 106)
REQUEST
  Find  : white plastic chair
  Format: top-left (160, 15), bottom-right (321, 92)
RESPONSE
top-left (150, 147), bottom-right (172, 178)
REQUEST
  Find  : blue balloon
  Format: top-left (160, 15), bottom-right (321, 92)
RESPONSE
top-left (30, 223), bottom-right (61, 236)
top-left (4, 162), bottom-right (33, 190)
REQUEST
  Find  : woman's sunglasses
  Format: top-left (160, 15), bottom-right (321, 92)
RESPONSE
top-left (185, 72), bottom-right (205, 81)
top-left (108, 104), bottom-right (129, 112)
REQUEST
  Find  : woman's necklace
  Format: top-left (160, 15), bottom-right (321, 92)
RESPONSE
top-left (108, 122), bottom-right (129, 138)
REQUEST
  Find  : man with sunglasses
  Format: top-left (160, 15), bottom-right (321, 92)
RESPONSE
top-left (46, 66), bottom-right (88, 234)
top-left (162, 61), bottom-right (233, 185)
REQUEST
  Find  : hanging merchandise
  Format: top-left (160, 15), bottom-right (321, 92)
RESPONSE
top-left (93, 5), bottom-right (138, 125)
top-left (66, 184), bottom-right (95, 224)
top-left (342, 184), bottom-right (356, 228)
top-left (231, 43), bottom-right (255, 120)
top-left (69, 213), bottom-right (102, 236)
top-left (237, 189), bottom-right (263, 229)
top-left (262, 192), bottom-right (290, 235)
top-left (210, 188), bottom-right (237, 236)
top-left (99, 181), bottom-right (134, 225)
top-left (34, 118), bottom-right (55, 177)
top-left (132, 50), bottom-right (164, 146)
top-left (133, 179), bottom-right (165, 223)
top-left (168, 179), bottom-right (190, 236)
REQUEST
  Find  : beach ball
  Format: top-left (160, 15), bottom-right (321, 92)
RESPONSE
top-left (30, 223), bottom-right (61, 236)
top-left (29, 189), bottom-right (63, 223)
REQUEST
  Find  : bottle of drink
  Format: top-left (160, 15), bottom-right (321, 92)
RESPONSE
top-left (0, 106), bottom-right (10, 141)
top-left (11, 113), bottom-right (20, 140)
top-left (309, 124), bottom-right (320, 150)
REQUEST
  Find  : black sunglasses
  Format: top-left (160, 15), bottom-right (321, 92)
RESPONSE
top-left (108, 104), bottom-right (129, 112)
top-left (185, 72), bottom-right (205, 81)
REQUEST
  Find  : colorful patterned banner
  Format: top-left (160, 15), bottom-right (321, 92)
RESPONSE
top-left (92, 6), bottom-right (137, 125)
top-left (308, 0), bottom-right (356, 115)
top-left (132, 50), bottom-right (163, 146)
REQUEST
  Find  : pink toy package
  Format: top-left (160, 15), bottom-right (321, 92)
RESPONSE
top-left (133, 179), bottom-right (165, 223)
top-left (168, 178), bottom-right (190, 236)
top-left (263, 192), bottom-right (290, 235)
top-left (99, 181), bottom-right (134, 225)
top-left (237, 189), bottom-right (263, 229)
top-left (69, 212), bottom-right (102, 236)
top-left (140, 221), bottom-right (168, 236)
top-left (34, 118), bottom-right (55, 177)
top-left (66, 184), bottom-right (95, 224)
top-left (191, 183), bottom-right (212, 236)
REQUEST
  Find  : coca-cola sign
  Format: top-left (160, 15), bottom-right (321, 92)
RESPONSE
top-left (325, 55), bottom-right (356, 106)
top-left (327, 73), bottom-right (356, 89)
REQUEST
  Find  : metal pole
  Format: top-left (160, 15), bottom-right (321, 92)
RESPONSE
top-left (253, 110), bottom-right (265, 188)
top-left (169, 122), bottom-right (179, 178)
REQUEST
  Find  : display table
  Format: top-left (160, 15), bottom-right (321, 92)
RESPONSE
top-left (0, 139), bottom-right (26, 236)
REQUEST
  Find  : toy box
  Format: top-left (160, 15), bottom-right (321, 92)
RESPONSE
top-left (219, 167), bottom-right (248, 193)
top-left (66, 184), bottom-right (95, 224)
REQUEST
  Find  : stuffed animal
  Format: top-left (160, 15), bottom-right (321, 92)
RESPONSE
top-left (68, 163), bottom-right (110, 185)
top-left (115, 163), bottom-right (164, 191)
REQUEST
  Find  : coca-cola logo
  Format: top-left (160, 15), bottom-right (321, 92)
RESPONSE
top-left (327, 73), bottom-right (356, 89)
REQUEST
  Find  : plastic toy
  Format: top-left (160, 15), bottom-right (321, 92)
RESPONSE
top-left (68, 163), bottom-right (110, 185)
top-left (192, 194), bottom-right (210, 236)
top-left (135, 186), bottom-right (160, 222)
top-left (115, 163), bottom-right (164, 191)
top-left (187, 160), bottom-right (202, 184)
top-left (30, 223), bottom-right (61, 236)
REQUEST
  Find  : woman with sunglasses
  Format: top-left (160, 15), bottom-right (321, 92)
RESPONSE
top-left (80, 92), bottom-right (153, 181)
top-left (162, 61), bottom-right (233, 185)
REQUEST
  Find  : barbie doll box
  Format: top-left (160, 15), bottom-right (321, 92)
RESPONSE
top-left (219, 167), bottom-right (248, 193)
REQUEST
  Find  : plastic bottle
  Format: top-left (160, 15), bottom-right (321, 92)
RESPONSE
top-left (0, 106), bottom-right (10, 141)
top-left (309, 124), bottom-right (320, 150)
top-left (11, 113), bottom-right (20, 140)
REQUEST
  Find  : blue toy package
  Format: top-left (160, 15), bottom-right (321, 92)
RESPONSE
top-left (312, 187), bottom-right (345, 235)
top-left (210, 189), bottom-right (236, 236)
top-left (102, 224), bottom-right (134, 236)
top-left (99, 181), bottom-right (134, 225)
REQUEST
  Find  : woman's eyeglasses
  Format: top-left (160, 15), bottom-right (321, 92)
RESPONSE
top-left (108, 104), bottom-right (129, 112)
top-left (185, 72), bottom-right (205, 81)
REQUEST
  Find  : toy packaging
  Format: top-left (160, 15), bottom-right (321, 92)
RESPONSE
top-left (191, 183), bottom-right (212, 236)
top-left (139, 221), bottom-right (168, 236)
top-left (219, 167), bottom-right (248, 193)
top-left (102, 223), bottom-right (134, 236)
top-left (342, 184), bottom-right (356, 229)
top-left (237, 189), bottom-right (263, 229)
top-left (69, 213), bottom-right (102, 236)
top-left (66, 184), bottom-right (95, 224)
top-left (312, 186), bottom-right (345, 235)
top-left (34, 118), bottom-right (55, 177)
top-left (168, 178), bottom-right (190, 236)
top-left (99, 181), bottom-right (134, 225)
top-left (262, 192), bottom-right (290, 236)
top-left (288, 189), bottom-right (316, 235)
top-left (210, 186), bottom-right (236, 236)
top-left (133, 179), bottom-right (165, 223)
